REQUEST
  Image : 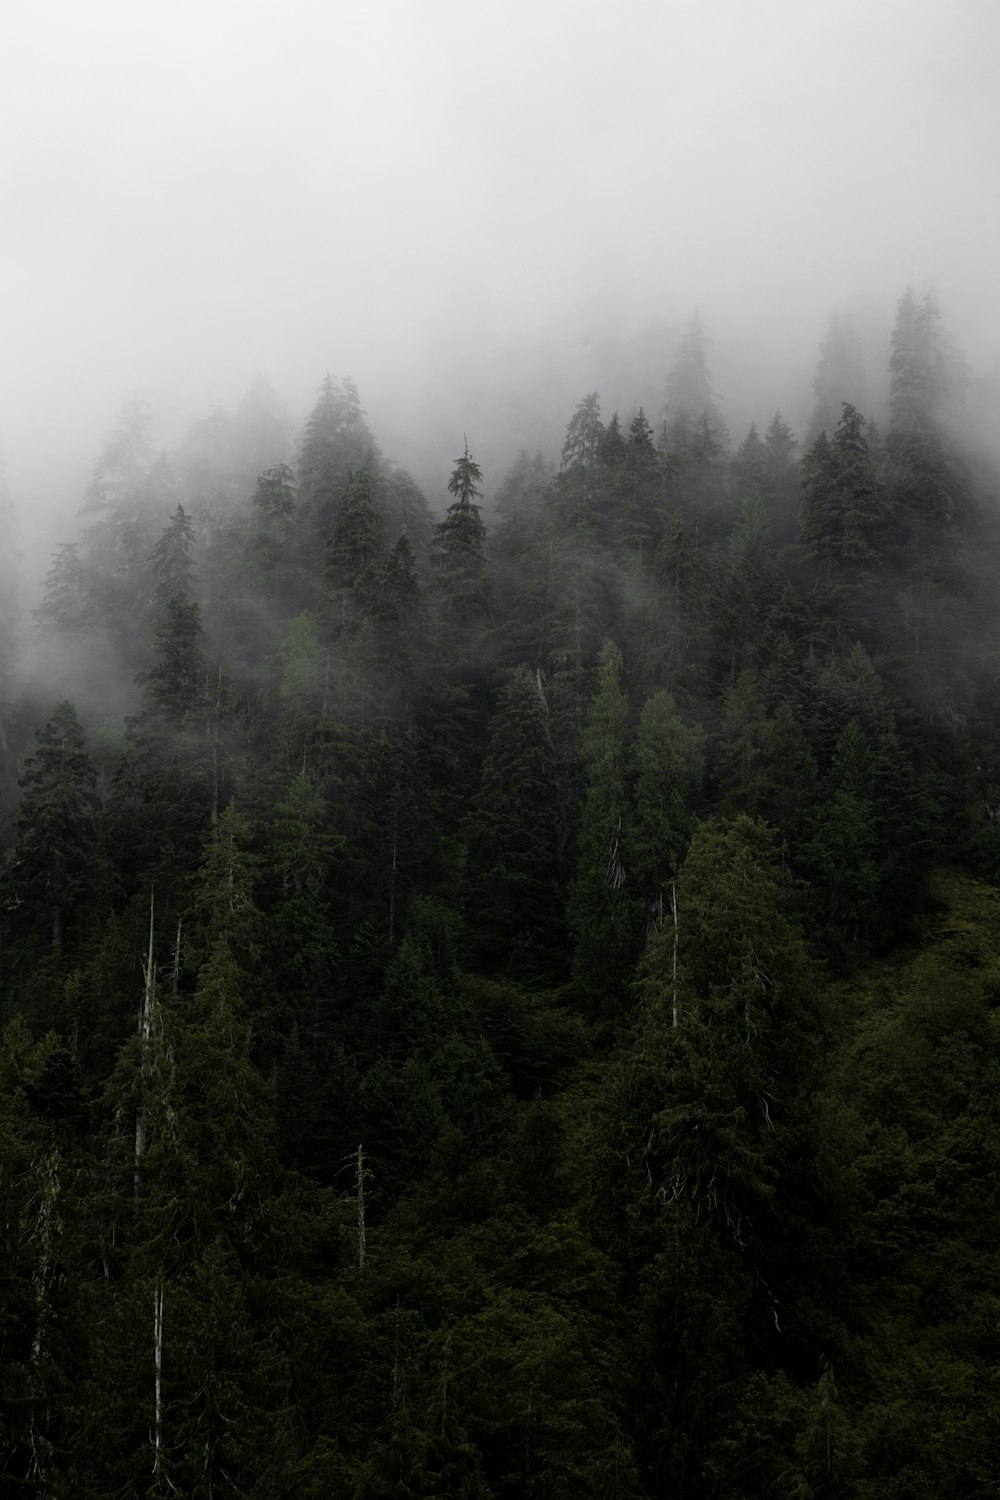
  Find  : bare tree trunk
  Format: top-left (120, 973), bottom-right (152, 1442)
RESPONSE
top-left (153, 1279), bottom-right (164, 1481)
top-left (135, 891), bottom-right (155, 1196)
top-left (356, 1144), bottom-right (367, 1273)
top-left (171, 918), bottom-right (182, 1001)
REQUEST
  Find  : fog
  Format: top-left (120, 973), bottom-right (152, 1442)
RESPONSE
top-left (3, 0), bottom-right (999, 582)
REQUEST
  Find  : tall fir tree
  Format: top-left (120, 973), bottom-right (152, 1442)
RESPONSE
top-left (463, 667), bottom-right (562, 974)
top-left (568, 642), bottom-right (641, 1009)
top-left (431, 444), bottom-right (493, 636)
top-left (3, 702), bottom-right (100, 953)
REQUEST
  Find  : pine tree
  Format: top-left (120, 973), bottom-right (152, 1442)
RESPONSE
top-left (93, 906), bottom-right (291, 1498)
top-left (803, 719), bottom-right (882, 947)
top-left (252, 461), bottom-right (297, 523)
top-left (383, 466), bottom-right (435, 560)
top-left (717, 489), bottom-right (784, 679)
top-left (139, 592), bottom-right (205, 721)
top-left (761, 411), bottom-right (800, 543)
top-left (299, 374), bottom-right (375, 538)
top-left (147, 504), bottom-right (196, 610)
top-left (799, 403), bottom-right (886, 586)
top-left (326, 463), bottom-right (386, 595)
top-left (3, 702), bottom-right (100, 950)
top-left (552, 393), bottom-right (606, 537)
top-left (607, 816), bottom-right (824, 1494)
top-left (568, 642), bottom-right (640, 1008)
top-left (614, 408), bottom-right (662, 552)
top-left (431, 444), bottom-right (493, 633)
top-left (464, 667), bottom-right (562, 973)
top-left (626, 689), bottom-right (704, 914)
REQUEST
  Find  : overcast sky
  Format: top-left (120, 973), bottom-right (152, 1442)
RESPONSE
top-left (3, 0), bottom-right (999, 544)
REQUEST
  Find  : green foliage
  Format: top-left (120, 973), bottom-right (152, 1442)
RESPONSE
top-left (626, 688), bottom-right (704, 896)
top-left (799, 402), bottom-right (887, 575)
top-left (431, 444), bottom-right (493, 632)
top-left (463, 667), bottom-right (562, 974)
top-left (567, 642), bottom-right (642, 1008)
top-left (327, 463), bottom-right (386, 593)
top-left (3, 701), bottom-right (101, 952)
top-left (4, 307), bottom-right (1000, 1497)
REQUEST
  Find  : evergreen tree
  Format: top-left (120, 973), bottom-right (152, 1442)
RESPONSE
top-left (614, 407), bottom-right (663, 551)
top-left (884, 288), bottom-right (961, 540)
top-left (252, 461), bottom-right (297, 523)
top-left (717, 488), bottom-right (784, 679)
top-left (567, 642), bottom-right (640, 1009)
top-left (431, 444), bottom-right (493, 633)
top-left (761, 411), bottom-right (800, 544)
top-left (383, 465), bottom-right (435, 560)
top-left (299, 374), bottom-right (375, 537)
top-left (799, 403), bottom-right (887, 616)
top-left (147, 503), bottom-right (196, 615)
top-left (552, 392), bottom-right (606, 537)
top-left (464, 667), bottom-right (562, 974)
top-left (626, 688), bottom-right (704, 915)
top-left (327, 463), bottom-right (386, 595)
top-left (803, 719), bottom-right (882, 948)
top-left (3, 702), bottom-right (100, 951)
top-left (607, 815), bottom-right (825, 1495)
top-left (139, 591), bottom-right (205, 721)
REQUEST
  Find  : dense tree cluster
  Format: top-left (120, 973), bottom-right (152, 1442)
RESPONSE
top-left (1, 298), bottom-right (998, 1496)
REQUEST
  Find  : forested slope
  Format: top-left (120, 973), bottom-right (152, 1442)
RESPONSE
top-left (0, 292), bottom-right (998, 1497)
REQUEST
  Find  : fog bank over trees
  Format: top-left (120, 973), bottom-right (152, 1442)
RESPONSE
top-left (3, 6), bottom-right (1000, 1493)
top-left (2, 0), bottom-right (998, 579)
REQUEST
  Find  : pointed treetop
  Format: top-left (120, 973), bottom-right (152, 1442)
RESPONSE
top-left (560, 393), bottom-right (603, 469)
top-left (447, 442), bottom-right (484, 506)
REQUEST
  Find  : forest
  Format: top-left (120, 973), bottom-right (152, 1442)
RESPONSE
top-left (0, 289), bottom-right (999, 1498)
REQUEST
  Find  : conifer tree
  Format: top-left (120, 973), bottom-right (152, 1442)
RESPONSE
top-left (147, 504), bottom-right (196, 612)
top-left (883, 289), bottom-right (975, 673)
top-left (379, 465), bottom-right (435, 561)
top-left (803, 718), bottom-right (882, 946)
top-left (299, 374), bottom-right (375, 537)
top-left (3, 702), bottom-right (99, 950)
top-left (614, 408), bottom-right (662, 551)
top-left (626, 689), bottom-right (704, 914)
top-left (464, 667), bottom-right (562, 973)
top-left (568, 642), bottom-right (640, 1007)
top-left (326, 463), bottom-right (386, 596)
top-left (609, 816), bottom-right (824, 1493)
top-left (761, 411), bottom-right (800, 543)
top-left (431, 443), bottom-right (493, 633)
top-left (717, 488), bottom-right (784, 679)
top-left (551, 393), bottom-right (606, 537)
top-left (799, 403), bottom-right (887, 616)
